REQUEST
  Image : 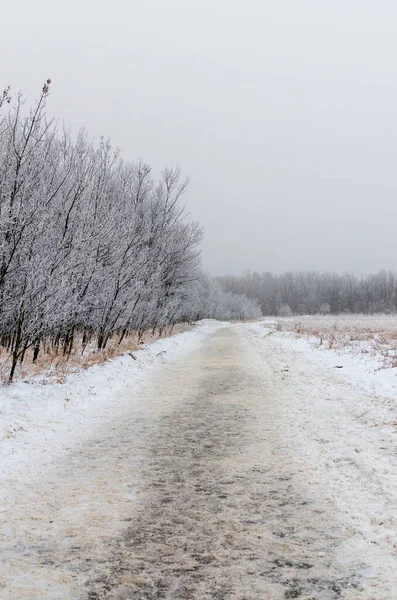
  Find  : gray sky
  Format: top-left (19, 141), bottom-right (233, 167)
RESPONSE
top-left (2, 0), bottom-right (397, 275)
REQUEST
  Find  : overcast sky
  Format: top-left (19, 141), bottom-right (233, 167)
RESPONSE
top-left (2, 0), bottom-right (397, 275)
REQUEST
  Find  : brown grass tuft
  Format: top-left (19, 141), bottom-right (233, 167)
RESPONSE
top-left (0, 324), bottom-right (191, 384)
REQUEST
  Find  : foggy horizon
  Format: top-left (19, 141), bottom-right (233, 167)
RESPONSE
top-left (2, 0), bottom-right (397, 276)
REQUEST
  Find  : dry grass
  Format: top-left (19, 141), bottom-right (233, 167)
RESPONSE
top-left (264, 314), bottom-right (397, 369)
top-left (0, 323), bottom-right (191, 384)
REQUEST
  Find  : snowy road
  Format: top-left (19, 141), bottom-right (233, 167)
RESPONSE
top-left (2, 324), bottom-right (397, 599)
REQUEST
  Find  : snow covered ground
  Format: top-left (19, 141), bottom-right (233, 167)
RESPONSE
top-left (246, 319), bottom-right (397, 596)
top-left (1, 317), bottom-right (397, 598)
top-left (268, 314), bottom-right (397, 369)
top-left (258, 315), bottom-right (397, 409)
top-left (0, 321), bottom-right (223, 487)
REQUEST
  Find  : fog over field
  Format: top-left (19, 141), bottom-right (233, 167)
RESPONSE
top-left (2, 0), bottom-right (397, 275)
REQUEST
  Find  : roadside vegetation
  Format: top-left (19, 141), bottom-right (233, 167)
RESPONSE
top-left (264, 314), bottom-right (397, 370)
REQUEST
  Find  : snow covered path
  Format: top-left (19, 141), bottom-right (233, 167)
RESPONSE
top-left (1, 324), bottom-right (397, 599)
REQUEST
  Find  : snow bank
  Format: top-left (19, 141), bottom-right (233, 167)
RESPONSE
top-left (250, 319), bottom-right (397, 402)
top-left (0, 323), bottom-right (219, 484)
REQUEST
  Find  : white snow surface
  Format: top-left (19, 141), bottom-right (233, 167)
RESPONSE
top-left (247, 321), bottom-right (397, 589)
top-left (2, 318), bottom-right (397, 597)
top-left (0, 321), bottom-right (224, 485)
top-left (257, 317), bottom-right (397, 403)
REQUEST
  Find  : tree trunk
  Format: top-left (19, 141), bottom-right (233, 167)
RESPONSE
top-left (97, 332), bottom-right (105, 350)
top-left (102, 333), bottom-right (110, 349)
top-left (67, 327), bottom-right (74, 357)
top-left (81, 330), bottom-right (89, 355)
top-left (118, 328), bottom-right (128, 345)
top-left (32, 339), bottom-right (40, 363)
top-left (19, 341), bottom-right (29, 365)
top-left (9, 310), bottom-right (24, 382)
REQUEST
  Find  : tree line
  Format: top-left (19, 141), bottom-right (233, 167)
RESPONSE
top-left (218, 270), bottom-right (397, 317)
top-left (0, 82), bottom-right (260, 380)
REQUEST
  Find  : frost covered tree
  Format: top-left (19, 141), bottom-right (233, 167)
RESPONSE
top-left (319, 302), bottom-right (331, 315)
top-left (0, 82), bottom-right (259, 381)
top-left (278, 304), bottom-right (293, 317)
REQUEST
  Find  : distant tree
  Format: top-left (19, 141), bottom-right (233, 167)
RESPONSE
top-left (278, 304), bottom-right (293, 317)
top-left (218, 270), bottom-right (397, 317)
top-left (319, 302), bottom-right (331, 315)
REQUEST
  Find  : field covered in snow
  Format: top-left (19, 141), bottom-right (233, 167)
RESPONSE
top-left (258, 314), bottom-right (397, 417)
top-left (266, 313), bottom-right (397, 368)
